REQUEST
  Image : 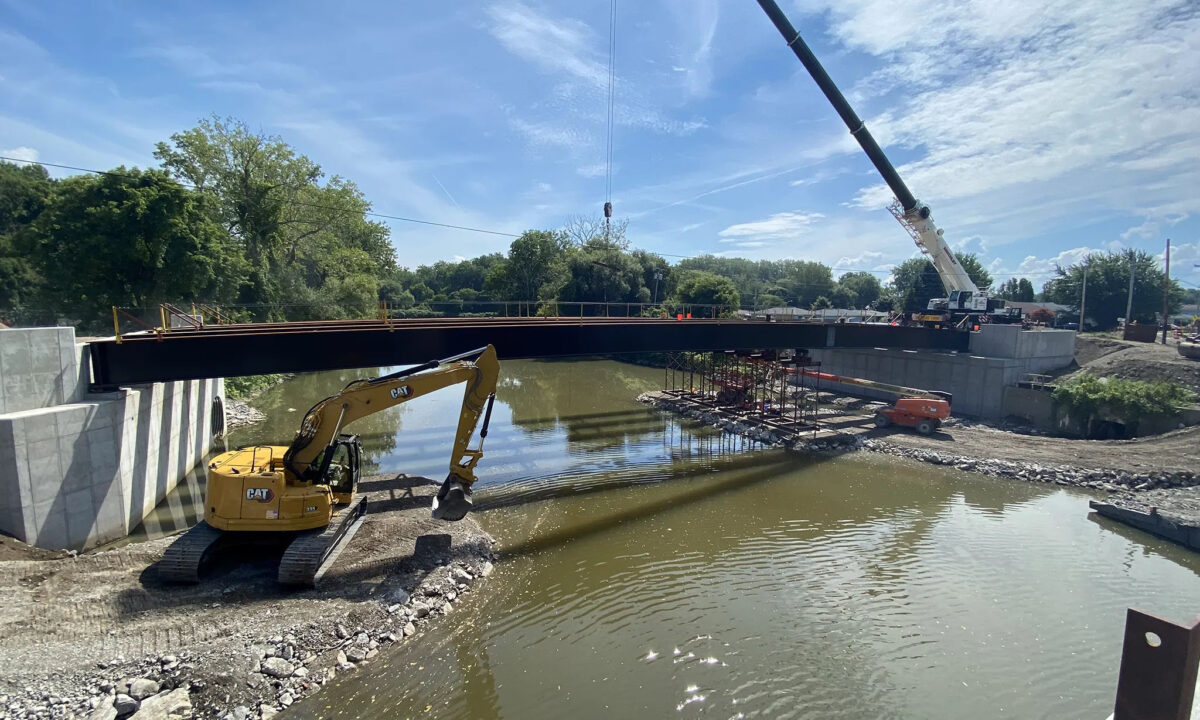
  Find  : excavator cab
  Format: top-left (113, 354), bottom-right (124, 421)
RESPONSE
top-left (321, 434), bottom-right (362, 505)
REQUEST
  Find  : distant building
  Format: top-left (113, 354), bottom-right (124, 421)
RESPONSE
top-left (757, 307), bottom-right (890, 323)
top-left (1003, 301), bottom-right (1071, 317)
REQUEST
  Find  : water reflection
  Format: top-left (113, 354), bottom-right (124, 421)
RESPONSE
top-left (128, 359), bottom-right (1200, 720)
top-left (131, 359), bottom-right (758, 539)
top-left (289, 454), bottom-right (1200, 720)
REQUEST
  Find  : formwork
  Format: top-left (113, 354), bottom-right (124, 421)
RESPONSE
top-left (661, 350), bottom-right (823, 443)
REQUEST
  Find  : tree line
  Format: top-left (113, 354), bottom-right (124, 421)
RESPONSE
top-left (0, 116), bottom-right (1185, 332)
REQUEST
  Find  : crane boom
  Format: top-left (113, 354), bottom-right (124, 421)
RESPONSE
top-left (754, 0), bottom-right (980, 297)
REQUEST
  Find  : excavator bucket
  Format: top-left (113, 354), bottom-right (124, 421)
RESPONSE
top-left (431, 477), bottom-right (473, 521)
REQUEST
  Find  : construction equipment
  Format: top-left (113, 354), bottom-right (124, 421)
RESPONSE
top-left (795, 368), bottom-right (951, 436)
top-left (160, 345), bottom-right (500, 586)
top-left (755, 1), bottom-right (1021, 328)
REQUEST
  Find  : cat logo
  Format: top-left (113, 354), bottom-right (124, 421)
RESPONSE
top-left (389, 385), bottom-right (413, 400)
top-left (245, 487), bottom-right (274, 502)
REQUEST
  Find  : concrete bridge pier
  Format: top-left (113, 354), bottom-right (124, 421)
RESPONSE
top-left (0, 327), bottom-right (224, 550)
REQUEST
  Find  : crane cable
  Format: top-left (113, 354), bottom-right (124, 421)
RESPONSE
top-left (603, 0), bottom-right (617, 241)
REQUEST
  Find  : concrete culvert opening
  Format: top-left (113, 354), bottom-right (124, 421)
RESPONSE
top-left (1090, 420), bottom-right (1128, 440)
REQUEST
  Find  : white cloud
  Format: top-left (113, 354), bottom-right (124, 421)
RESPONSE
top-left (662, 0), bottom-right (719, 98)
top-left (953, 235), bottom-right (989, 256)
top-left (509, 118), bottom-right (592, 149)
top-left (485, 3), bottom-right (607, 89)
top-left (486, 1), bottom-right (707, 166)
top-left (1121, 213), bottom-right (1188, 241)
top-left (576, 163), bottom-right (606, 178)
top-left (835, 250), bottom-right (885, 269)
top-left (0, 145), bottom-right (37, 162)
top-left (819, 0), bottom-right (1200, 231)
top-left (995, 246), bottom-right (1105, 283)
top-left (1163, 242), bottom-right (1200, 279)
top-left (718, 212), bottom-right (825, 241)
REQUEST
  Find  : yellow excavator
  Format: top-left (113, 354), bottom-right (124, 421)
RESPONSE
top-left (160, 345), bottom-right (500, 586)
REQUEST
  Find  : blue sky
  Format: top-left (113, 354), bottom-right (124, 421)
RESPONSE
top-left (2, 0), bottom-right (1198, 293)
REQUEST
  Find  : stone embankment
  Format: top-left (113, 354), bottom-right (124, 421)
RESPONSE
top-left (224, 400), bottom-right (265, 429)
top-left (638, 391), bottom-right (1199, 494)
top-left (42, 559), bottom-right (493, 720)
top-left (858, 438), bottom-right (1197, 493)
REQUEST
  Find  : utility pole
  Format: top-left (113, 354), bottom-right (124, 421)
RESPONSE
top-left (1161, 238), bottom-right (1171, 344)
top-left (1125, 249), bottom-right (1136, 327)
top-left (1079, 260), bottom-right (1088, 333)
top-left (652, 269), bottom-right (663, 304)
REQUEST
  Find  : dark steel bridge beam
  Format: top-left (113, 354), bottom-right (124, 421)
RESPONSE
top-left (88, 320), bottom-right (969, 387)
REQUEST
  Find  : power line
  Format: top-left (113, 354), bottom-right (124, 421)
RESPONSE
top-left (0, 155), bottom-right (521, 238)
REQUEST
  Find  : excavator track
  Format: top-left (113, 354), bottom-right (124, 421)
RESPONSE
top-left (158, 521), bottom-right (226, 584)
top-left (277, 497), bottom-right (368, 587)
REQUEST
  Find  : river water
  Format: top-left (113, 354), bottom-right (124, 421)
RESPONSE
top-left (144, 359), bottom-right (1200, 719)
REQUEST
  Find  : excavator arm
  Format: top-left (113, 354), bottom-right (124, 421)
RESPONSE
top-left (283, 344), bottom-right (500, 520)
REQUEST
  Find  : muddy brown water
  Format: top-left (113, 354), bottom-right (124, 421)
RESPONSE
top-left (139, 359), bottom-right (1200, 719)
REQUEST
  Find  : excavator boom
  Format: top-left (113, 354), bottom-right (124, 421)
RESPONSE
top-left (285, 344), bottom-right (500, 521)
top-left (161, 345), bottom-right (500, 586)
top-left (285, 345), bottom-right (499, 483)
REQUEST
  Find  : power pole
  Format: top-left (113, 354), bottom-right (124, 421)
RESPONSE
top-left (1079, 260), bottom-right (1088, 333)
top-left (1125, 249), bottom-right (1136, 326)
top-left (1161, 238), bottom-right (1171, 344)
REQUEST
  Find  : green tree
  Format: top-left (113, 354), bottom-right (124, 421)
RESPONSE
top-left (871, 289), bottom-right (898, 312)
top-left (830, 286), bottom-right (856, 309)
top-left (810, 295), bottom-right (832, 311)
top-left (155, 116), bottom-right (393, 317)
top-left (1043, 250), bottom-right (1184, 329)
top-left (835, 271), bottom-right (882, 308)
top-left (0, 162), bottom-right (53, 318)
top-left (27, 168), bottom-right (242, 329)
top-left (670, 271), bottom-right (739, 317)
top-left (756, 293), bottom-right (786, 310)
top-left (558, 238), bottom-right (645, 308)
top-left (500, 230), bottom-right (570, 300)
top-left (996, 277), bottom-right (1035, 302)
top-left (890, 253), bottom-right (992, 312)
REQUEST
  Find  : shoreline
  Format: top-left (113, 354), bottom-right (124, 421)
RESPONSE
top-left (0, 475), bottom-right (494, 720)
top-left (637, 391), bottom-right (1200, 494)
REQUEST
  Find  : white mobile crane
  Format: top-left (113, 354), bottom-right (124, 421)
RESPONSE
top-left (755, 0), bottom-right (1022, 328)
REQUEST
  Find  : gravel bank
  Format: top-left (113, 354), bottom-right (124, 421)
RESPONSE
top-left (224, 400), bottom-right (265, 430)
top-left (638, 391), bottom-right (1200, 493)
top-left (0, 475), bottom-right (494, 720)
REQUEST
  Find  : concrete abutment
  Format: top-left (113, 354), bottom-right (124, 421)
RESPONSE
top-left (0, 327), bottom-right (225, 550)
top-left (804, 325), bottom-right (1076, 418)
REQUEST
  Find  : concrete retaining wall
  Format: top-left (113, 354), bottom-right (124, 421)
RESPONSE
top-left (1002, 386), bottom-right (1200, 438)
top-left (1001, 386), bottom-right (1058, 427)
top-left (807, 326), bottom-right (1075, 418)
top-left (0, 327), bottom-right (224, 550)
top-left (0, 327), bottom-right (89, 413)
top-left (967, 325), bottom-right (1075, 371)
